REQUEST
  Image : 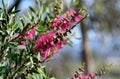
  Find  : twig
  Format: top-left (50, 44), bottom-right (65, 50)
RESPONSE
top-left (10, 60), bottom-right (27, 79)
top-left (0, 50), bottom-right (6, 62)
top-left (66, 15), bottom-right (87, 33)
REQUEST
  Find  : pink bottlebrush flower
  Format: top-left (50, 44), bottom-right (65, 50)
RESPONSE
top-left (35, 31), bottom-right (67, 61)
top-left (35, 31), bottom-right (56, 60)
top-left (69, 9), bottom-right (76, 16)
top-left (80, 75), bottom-right (90, 79)
top-left (59, 19), bottom-right (71, 31)
top-left (74, 15), bottom-right (84, 23)
top-left (60, 13), bottom-right (67, 19)
top-left (51, 9), bottom-right (83, 32)
top-left (72, 75), bottom-right (90, 79)
top-left (72, 73), bottom-right (97, 79)
top-left (19, 25), bottom-right (37, 45)
top-left (53, 17), bottom-right (61, 27)
top-left (53, 13), bottom-right (67, 26)
top-left (24, 28), bottom-right (35, 40)
top-left (19, 41), bottom-right (27, 45)
top-left (69, 9), bottom-right (84, 23)
top-left (24, 25), bottom-right (37, 40)
top-left (35, 9), bottom-right (84, 61)
top-left (35, 31), bottom-right (55, 51)
top-left (72, 77), bottom-right (79, 79)
top-left (52, 14), bottom-right (71, 31)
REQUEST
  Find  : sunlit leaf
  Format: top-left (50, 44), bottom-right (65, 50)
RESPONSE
top-left (9, 10), bottom-right (20, 15)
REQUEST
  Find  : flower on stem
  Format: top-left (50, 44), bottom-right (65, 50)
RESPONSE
top-left (74, 15), bottom-right (84, 23)
top-left (69, 9), bottom-right (84, 23)
top-left (72, 74), bottom-right (96, 79)
top-left (19, 25), bottom-right (37, 45)
top-left (52, 13), bottom-right (71, 31)
top-left (50, 9), bottom-right (84, 32)
top-left (23, 25), bottom-right (37, 40)
top-left (72, 64), bottom-right (112, 79)
top-left (72, 75), bottom-right (90, 79)
top-left (23, 26), bottom-right (36, 40)
top-left (34, 31), bottom-right (67, 61)
top-left (69, 9), bottom-right (76, 16)
top-left (80, 75), bottom-right (90, 79)
top-left (35, 9), bottom-right (84, 61)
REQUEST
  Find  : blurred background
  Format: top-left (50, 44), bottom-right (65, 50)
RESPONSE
top-left (0, 0), bottom-right (120, 79)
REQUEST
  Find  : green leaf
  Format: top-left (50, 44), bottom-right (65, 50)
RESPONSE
top-left (13, 23), bottom-right (19, 31)
top-left (6, 53), bottom-right (19, 61)
top-left (74, 1), bottom-right (80, 6)
top-left (43, 3), bottom-right (50, 12)
top-left (27, 12), bottom-right (32, 20)
top-left (2, 0), bottom-right (5, 8)
top-left (19, 66), bottom-right (26, 72)
top-left (20, 18), bottom-right (25, 26)
top-left (21, 23), bottom-right (30, 33)
top-left (30, 57), bottom-right (34, 67)
top-left (0, 18), bottom-right (6, 21)
top-left (17, 45), bottom-right (26, 49)
top-left (37, 69), bottom-right (46, 77)
top-left (6, 29), bottom-right (11, 34)
top-left (29, 7), bottom-right (35, 13)
top-left (31, 69), bottom-right (39, 74)
top-left (9, 10), bottom-right (20, 15)
top-left (68, 41), bottom-right (73, 47)
top-left (36, 25), bottom-right (45, 33)
top-left (8, 16), bottom-right (14, 25)
top-left (0, 66), bottom-right (4, 71)
top-left (33, 56), bottom-right (39, 63)
top-left (37, 53), bottom-right (41, 61)
top-left (9, 42), bottom-right (18, 48)
top-left (6, 53), bottom-right (18, 58)
top-left (0, 30), bottom-right (4, 35)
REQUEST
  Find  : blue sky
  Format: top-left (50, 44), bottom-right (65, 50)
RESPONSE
top-left (0, 0), bottom-right (14, 8)
top-left (0, 0), bottom-right (34, 10)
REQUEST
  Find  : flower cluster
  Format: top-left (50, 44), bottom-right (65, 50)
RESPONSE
top-left (50, 9), bottom-right (83, 32)
top-left (23, 26), bottom-right (36, 40)
top-left (72, 64), bottom-right (111, 79)
top-left (69, 9), bottom-right (83, 23)
top-left (72, 67), bottom-right (97, 79)
top-left (34, 9), bottom-right (84, 61)
top-left (35, 31), bottom-right (67, 61)
top-left (19, 25), bottom-right (37, 45)
top-left (19, 9), bottom-right (83, 61)
top-left (72, 73), bottom-right (96, 79)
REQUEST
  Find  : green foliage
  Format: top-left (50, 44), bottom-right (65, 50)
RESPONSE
top-left (0, 0), bottom-right (56, 79)
top-left (0, 0), bottom-right (87, 79)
